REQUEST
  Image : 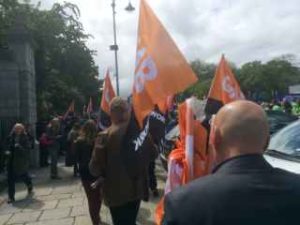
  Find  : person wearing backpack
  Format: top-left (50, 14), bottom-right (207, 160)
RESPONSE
top-left (89, 97), bottom-right (152, 225)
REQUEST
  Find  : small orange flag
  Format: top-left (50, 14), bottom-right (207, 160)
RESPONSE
top-left (205, 55), bottom-right (245, 115)
top-left (63, 100), bottom-right (75, 120)
top-left (132, 0), bottom-right (198, 126)
top-left (100, 70), bottom-right (116, 115)
top-left (86, 97), bottom-right (93, 114)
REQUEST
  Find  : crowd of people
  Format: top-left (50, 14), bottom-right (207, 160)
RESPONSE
top-left (261, 98), bottom-right (300, 115)
top-left (3, 97), bottom-right (161, 225)
top-left (3, 96), bottom-right (300, 225)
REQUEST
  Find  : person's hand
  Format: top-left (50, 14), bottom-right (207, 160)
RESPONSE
top-left (4, 151), bottom-right (11, 156)
top-left (91, 177), bottom-right (105, 189)
top-left (14, 143), bottom-right (20, 148)
top-left (90, 181), bottom-right (99, 189)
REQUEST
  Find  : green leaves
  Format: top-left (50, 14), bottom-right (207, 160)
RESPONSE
top-left (0, 0), bottom-right (100, 120)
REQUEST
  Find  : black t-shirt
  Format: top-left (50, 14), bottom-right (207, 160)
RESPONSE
top-left (75, 138), bottom-right (97, 181)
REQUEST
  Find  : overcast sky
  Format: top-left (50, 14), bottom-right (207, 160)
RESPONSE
top-left (31, 0), bottom-right (300, 97)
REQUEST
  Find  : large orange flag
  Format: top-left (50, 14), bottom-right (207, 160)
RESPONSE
top-left (100, 70), bottom-right (116, 114)
top-left (132, 0), bottom-right (198, 126)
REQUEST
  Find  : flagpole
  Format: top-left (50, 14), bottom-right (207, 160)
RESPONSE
top-left (111, 0), bottom-right (120, 96)
top-left (110, 0), bottom-right (135, 96)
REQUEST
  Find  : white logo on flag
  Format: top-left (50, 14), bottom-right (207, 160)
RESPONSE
top-left (134, 48), bottom-right (158, 93)
top-left (105, 89), bottom-right (110, 103)
top-left (222, 76), bottom-right (244, 100)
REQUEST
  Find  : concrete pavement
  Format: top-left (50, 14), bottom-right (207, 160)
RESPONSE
top-left (0, 161), bottom-right (166, 225)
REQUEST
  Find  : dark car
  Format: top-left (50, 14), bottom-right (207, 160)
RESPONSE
top-left (265, 120), bottom-right (300, 174)
top-left (266, 110), bottom-right (298, 134)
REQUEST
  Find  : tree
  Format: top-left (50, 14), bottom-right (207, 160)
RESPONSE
top-left (0, 1), bottom-right (101, 120)
top-left (238, 57), bottom-right (300, 101)
top-left (181, 59), bottom-right (216, 100)
top-left (0, 0), bottom-right (18, 46)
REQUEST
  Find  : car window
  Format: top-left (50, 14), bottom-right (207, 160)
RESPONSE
top-left (269, 121), bottom-right (300, 155)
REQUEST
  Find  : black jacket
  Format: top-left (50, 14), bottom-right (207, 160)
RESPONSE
top-left (164, 154), bottom-right (300, 225)
top-left (75, 138), bottom-right (96, 181)
top-left (6, 133), bottom-right (31, 175)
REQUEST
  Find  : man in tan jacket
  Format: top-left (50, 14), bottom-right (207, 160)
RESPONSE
top-left (89, 97), bottom-right (149, 225)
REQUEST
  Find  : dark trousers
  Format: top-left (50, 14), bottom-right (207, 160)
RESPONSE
top-left (49, 144), bottom-right (59, 177)
top-left (81, 179), bottom-right (102, 225)
top-left (109, 200), bottom-right (141, 225)
top-left (40, 147), bottom-right (49, 167)
top-left (73, 163), bottom-right (79, 176)
top-left (7, 171), bottom-right (32, 200)
top-left (148, 161), bottom-right (157, 191)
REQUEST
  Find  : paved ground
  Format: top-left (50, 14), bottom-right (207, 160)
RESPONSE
top-left (0, 161), bottom-right (166, 225)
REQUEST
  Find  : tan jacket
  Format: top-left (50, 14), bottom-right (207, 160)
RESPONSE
top-left (89, 122), bottom-right (148, 207)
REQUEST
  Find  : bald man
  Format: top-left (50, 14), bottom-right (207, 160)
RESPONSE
top-left (163, 100), bottom-right (300, 225)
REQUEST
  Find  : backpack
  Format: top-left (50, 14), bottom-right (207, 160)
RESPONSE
top-left (121, 113), bottom-right (153, 180)
top-left (121, 110), bottom-right (166, 180)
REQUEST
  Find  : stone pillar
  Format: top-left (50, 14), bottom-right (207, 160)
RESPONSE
top-left (5, 15), bottom-right (39, 167)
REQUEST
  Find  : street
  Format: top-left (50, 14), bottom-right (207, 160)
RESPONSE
top-left (0, 161), bottom-right (166, 225)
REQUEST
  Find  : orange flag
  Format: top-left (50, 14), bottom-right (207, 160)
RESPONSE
top-left (205, 55), bottom-right (245, 116)
top-left (100, 70), bottom-right (116, 114)
top-left (86, 97), bottom-right (93, 114)
top-left (156, 98), bottom-right (211, 225)
top-left (132, 0), bottom-right (198, 126)
top-left (63, 100), bottom-right (75, 120)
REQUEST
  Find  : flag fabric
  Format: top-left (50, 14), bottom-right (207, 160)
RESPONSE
top-left (120, 108), bottom-right (166, 180)
top-left (63, 100), bottom-right (75, 120)
top-left (205, 54), bottom-right (245, 118)
top-left (155, 98), bottom-right (211, 225)
top-left (100, 70), bottom-right (116, 114)
top-left (132, 0), bottom-right (198, 127)
top-left (98, 71), bottom-right (116, 130)
top-left (86, 97), bottom-right (93, 114)
top-left (157, 95), bottom-right (175, 114)
top-left (155, 55), bottom-right (244, 225)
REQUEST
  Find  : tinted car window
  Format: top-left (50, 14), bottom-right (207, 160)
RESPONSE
top-left (266, 111), bottom-right (298, 134)
top-left (269, 121), bottom-right (300, 155)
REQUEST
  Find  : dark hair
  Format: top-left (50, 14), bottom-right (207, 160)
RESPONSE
top-left (73, 122), bottom-right (81, 130)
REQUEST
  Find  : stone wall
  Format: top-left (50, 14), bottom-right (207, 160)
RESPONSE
top-left (0, 18), bottom-right (38, 167)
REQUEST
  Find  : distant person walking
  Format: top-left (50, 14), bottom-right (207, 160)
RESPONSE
top-left (282, 99), bottom-right (292, 114)
top-left (67, 122), bottom-right (81, 177)
top-left (39, 132), bottom-right (50, 167)
top-left (163, 101), bottom-right (300, 225)
top-left (74, 120), bottom-right (102, 225)
top-left (46, 118), bottom-right (61, 179)
top-left (6, 123), bottom-right (33, 203)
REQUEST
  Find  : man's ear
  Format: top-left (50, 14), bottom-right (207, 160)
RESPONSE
top-left (263, 135), bottom-right (270, 152)
top-left (214, 129), bottom-right (222, 148)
